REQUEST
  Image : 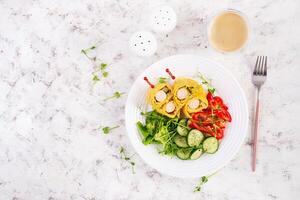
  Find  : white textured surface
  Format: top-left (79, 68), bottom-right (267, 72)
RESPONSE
top-left (0, 0), bottom-right (299, 200)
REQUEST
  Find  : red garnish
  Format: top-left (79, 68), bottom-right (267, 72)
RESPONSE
top-left (143, 77), bottom-right (154, 88)
top-left (165, 68), bottom-right (176, 80)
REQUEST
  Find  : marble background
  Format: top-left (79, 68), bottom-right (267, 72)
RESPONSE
top-left (0, 0), bottom-right (299, 199)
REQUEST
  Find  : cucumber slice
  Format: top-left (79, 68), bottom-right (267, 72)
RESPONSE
top-left (190, 149), bottom-right (203, 160)
top-left (176, 148), bottom-right (193, 160)
top-left (174, 134), bottom-right (189, 148)
top-left (203, 137), bottom-right (219, 154)
top-left (187, 129), bottom-right (205, 147)
top-left (177, 119), bottom-right (189, 136)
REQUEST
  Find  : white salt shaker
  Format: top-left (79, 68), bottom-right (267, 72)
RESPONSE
top-left (149, 5), bottom-right (177, 33)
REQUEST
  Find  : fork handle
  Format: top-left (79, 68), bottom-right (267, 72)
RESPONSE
top-left (252, 89), bottom-right (260, 171)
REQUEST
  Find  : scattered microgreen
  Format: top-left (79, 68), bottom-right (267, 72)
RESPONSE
top-left (81, 43), bottom-right (110, 83)
top-left (198, 73), bottom-right (216, 94)
top-left (193, 176), bottom-right (209, 192)
top-left (81, 45), bottom-right (97, 61)
top-left (100, 63), bottom-right (107, 70)
top-left (91, 63), bottom-right (109, 82)
top-left (130, 161), bottom-right (135, 174)
top-left (101, 125), bottom-right (120, 134)
top-left (158, 77), bottom-right (169, 83)
top-left (102, 71), bottom-right (109, 77)
top-left (92, 74), bottom-right (100, 82)
top-left (103, 91), bottom-right (125, 101)
top-left (119, 146), bottom-right (136, 174)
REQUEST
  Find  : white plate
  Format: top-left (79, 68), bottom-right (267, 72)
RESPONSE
top-left (125, 55), bottom-right (248, 178)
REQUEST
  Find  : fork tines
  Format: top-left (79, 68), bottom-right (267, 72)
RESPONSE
top-left (253, 56), bottom-right (267, 76)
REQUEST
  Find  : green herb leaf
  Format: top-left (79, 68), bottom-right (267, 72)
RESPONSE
top-left (100, 63), bottom-right (107, 70)
top-left (92, 75), bottom-right (100, 82)
top-left (198, 73), bottom-right (216, 95)
top-left (136, 121), bottom-right (149, 139)
top-left (81, 49), bottom-right (87, 54)
top-left (91, 63), bottom-right (109, 83)
top-left (193, 186), bottom-right (201, 192)
top-left (201, 176), bottom-right (208, 184)
top-left (193, 176), bottom-right (209, 192)
top-left (130, 161), bottom-right (136, 174)
top-left (120, 147), bottom-right (125, 154)
top-left (81, 45), bottom-right (98, 62)
top-left (102, 71), bottom-right (108, 77)
top-left (103, 91), bottom-right (125, 101)
top-left (81, 45), bottom-right (97, 53)
top-left (130, 161), bottom-right (135, 166)
top-left (119, 146), bottom-right (136, 174)
top-left (158, 77), bottom-right (169, 83)
top-left (114, 91), bottom-right (123, 98)
top-left (101, 125), bottom-right (120, 134)
top-left (208, 88), bottom-right (215, 94)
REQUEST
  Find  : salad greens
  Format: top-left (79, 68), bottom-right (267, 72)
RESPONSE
top-left (137, 111), bottom-right (183, 156)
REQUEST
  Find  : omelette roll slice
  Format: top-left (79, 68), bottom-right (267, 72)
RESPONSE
top-left (157, 99), bottom-right (181, 118)
top-left (147, 83), bottom-right (173, 109)
top-left (173, 77), bottom-right (207, 107)
top-left (184, 78), bottom-right (206, 97)
top-left (173, 78), bottom-right (192, 107)
top-left (183, 95), bottom-right (208, 118)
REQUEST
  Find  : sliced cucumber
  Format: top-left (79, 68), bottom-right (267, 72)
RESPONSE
top-left (174, 134), bottom-right (189, 148)
top-left (176, 148), bottom-right (193, 160)
top-left (187, 129), bottom-right (205, 147)
top-left (177, 119), bottom-right (189, 136)
top-left (203, 137), bottom-right (219, 154)
top-left (190, 149), bottom-right (203, 160)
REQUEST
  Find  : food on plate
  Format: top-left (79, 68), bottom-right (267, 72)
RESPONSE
top-left (172, 78), bottom-right (190, 106)
top-left (157, 99), bottom-right (181, 118)
top-left (136, 70), bottom-right (231, 160)
top-left (189, 92), bottom-right (232, 140)
top-left (144, 77), bottom-right (173, 110)
top-left (182, 95), bottom-right (208, 118)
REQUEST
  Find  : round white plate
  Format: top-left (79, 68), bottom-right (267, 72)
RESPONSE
top-left (125, 54), bottom-right (248, 178)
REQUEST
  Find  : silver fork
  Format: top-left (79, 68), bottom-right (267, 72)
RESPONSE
top-left (251, 56), bottom-right (267, 172)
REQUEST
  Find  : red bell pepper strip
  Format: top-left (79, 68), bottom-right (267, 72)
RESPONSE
top-left (190, 121), bottom-right (214, 134)
top-left (215, 109), bottom-right (232, 122)
top-left (192, 112), bottom-right (208, 121)
top-left (215, 128), bottom-right (224, 140)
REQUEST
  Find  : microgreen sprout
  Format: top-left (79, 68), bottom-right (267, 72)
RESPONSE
top-left (102, 125), bottom-right (120, 134)
top-left (103, 91), bottom-right (125, 101)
